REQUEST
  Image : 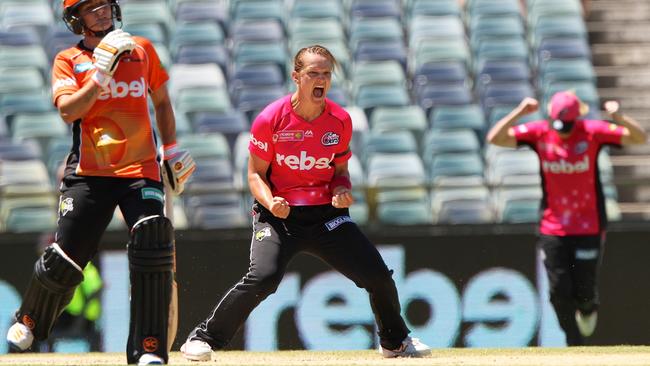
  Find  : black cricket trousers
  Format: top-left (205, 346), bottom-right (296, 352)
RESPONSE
top-left (189, 202), bottom-right (410, 350)
top-left (539, 233), bottom-right (603, 345)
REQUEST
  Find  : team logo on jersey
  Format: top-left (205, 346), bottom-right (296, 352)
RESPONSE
top-left (73, 62), bottom-right (94, 73)
top-left (542, 155), bottom-right (589, 174)
top-left (608, 123), bottom-right (618, 131)
top-left (305, 130), bottom-right (314, 138)
top-left (97, 77), bottom-right (146, 100)
top-left (276, 151), bottom-right (334, 170)
top-left (59, 197), bottom-right (74, 216)
top-left (574, 141), bottom-right (588, 155)
top-left (276, 130), bottom-right (304, 142)
top-left (255, 227), bottom-right (271, 241)
top-left (325, 215), bottom-right (353, 231)
top-left (321, 132), bottom-right (340, 146)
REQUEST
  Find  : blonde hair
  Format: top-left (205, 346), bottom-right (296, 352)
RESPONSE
top-left (293, 45), bottom-right (339, 73)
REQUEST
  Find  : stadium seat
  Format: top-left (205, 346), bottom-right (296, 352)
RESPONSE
top-left (192, 110), bottom-right (248, 148)
top-left (366, 153), bottom-right (426, 188)
top-left (229, 19), bottom-right (285, 45)
top-left (349, 17), bottom-right (404, 51)
top-left (175, 44), bottom-right (230, 74)
top-left (430, 104), bottom-right (486, 134)
top-left (175, 1), bottom-right (228, 32)
top-left (0, 2), bottom-right (54, 40)
top-left (486, 148), bottom-right (541, 186)
top-left (229, 63), bottom-right (285, 101)
top-left (232, 42), bottom-right (289, 78)
top-left (178, 133), bottom-right (231, 161)
top-left (530, 15), bottom-right (587, 49)
top-left (354, 85), bottom-right (410, 116)
top-left (291, 0), bottom-right (344, 22)
top-left (350, 61), bottom-right (406, 99)
top-left (431, 185), bottom-right (493, 224)
top-left (377, 200), bottom-right (433, 225)
top-left (349, 0), bottom-right (401, 20)
top-left (231, 0), bottom-right (285, 25)
top-left (186, 157), bottom-right (234, 194)
top-left (170, 21), bottom-right (225, 57)
top-left (406, 0), bottom-right (461, 20)
top-left (409, 16), bottom-right (465, 47)
top-left (120, 1), bottom-right (174, 41)
top-left (0, 45), bottom-right (48, 79)
top-left (411, 39), bottom-right (471, 72)
top-left (175, 87), bottom-right (232, 119)
top-left (421, 128), bottom-right (481, 166)
top-left (536, 38), bottom-right (591, 67)
top-left (428, 152), bottom-right (484, 185)
top-left (168, 63), bottom-right (226, 96)
top-left (234, 86), bottom-right (286, 121)
top-left (413, 61), bottom-right (469, 92)
top-left (416, 84), bottom-right (473, 115)
top-left (0, 67), bottom-right (44, 96)
top-left (369, 105), bottom-right (427, 138)
top-left (361, 130), bottom-right (418, 164)
top-left (0, 28), bottom-right (40, 46)
top-left (353, 40), bottom-right (408, 69)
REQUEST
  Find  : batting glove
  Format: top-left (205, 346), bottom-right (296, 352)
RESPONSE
top-left (161, 142), bottom-right (196, 195)
top-left (91, 29), bottom-right (136, 89)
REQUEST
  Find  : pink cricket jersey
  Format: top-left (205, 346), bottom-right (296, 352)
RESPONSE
top-left (513, 119), bottom-right (624, 236)
top-left (248, 95), bottom-right (353, 206)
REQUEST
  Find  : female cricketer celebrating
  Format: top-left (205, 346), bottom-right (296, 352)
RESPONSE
top-left (180, 45), bottom-right (430, 361)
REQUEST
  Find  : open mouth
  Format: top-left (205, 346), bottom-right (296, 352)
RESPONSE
top-left (313, 87), bottom-right (324, 98)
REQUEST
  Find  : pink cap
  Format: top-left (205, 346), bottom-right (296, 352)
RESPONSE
top-left (549, 91), bottom-right (582, 121)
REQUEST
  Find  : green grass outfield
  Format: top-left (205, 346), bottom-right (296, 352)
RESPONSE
top-left (2, 347), bottom-right (650, 366)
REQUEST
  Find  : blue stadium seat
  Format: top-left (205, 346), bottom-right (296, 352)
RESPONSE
top-left (350, 0), bottom-right (401, 19)
top-left (175, 1), bottom-right (228, 32)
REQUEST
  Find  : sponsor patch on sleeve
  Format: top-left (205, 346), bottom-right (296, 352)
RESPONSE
top-left (325, 215), bottom-right (353, 231)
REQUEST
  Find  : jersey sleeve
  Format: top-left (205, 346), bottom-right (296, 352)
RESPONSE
top-left (51, 53), bottom-right (80, 106)
top-left (249, 114), bottom-right (274, 161)
top-left (585, 119), bottom-right (624, 146)
top-left (137, 37), bottom-right (169, 92)
top-left (512, 121), bottom-right (544, 146)
top-left (332, 114), bottom-right (353, 164)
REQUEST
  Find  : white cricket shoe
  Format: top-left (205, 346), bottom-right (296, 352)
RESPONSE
top-left (380, 336), bottom-right (431, 358)
top-left (137, 353), bottom-right (164, 365)
top-left (575, 310), bottom-right (598, 337)
top-left (6, 322), bottom-right (34, 352)
top-left (181, 339), bottom-right (212, 361)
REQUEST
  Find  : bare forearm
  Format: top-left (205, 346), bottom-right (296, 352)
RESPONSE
top-left (248, 173), bottom-right (274, 209)
top-left (57, 81), bottom-right (101, 123)
top-left (614, 112), bottom-right (647, 144)
top-left (155, 102), bottom-right (177, 145)
top-left (486, 108), bottom-right (522, 146)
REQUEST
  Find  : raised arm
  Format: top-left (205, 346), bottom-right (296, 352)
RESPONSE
top-left (603, 100), bottom-right (648, 145)
top-left (486, 97), bottom-right (539, 147)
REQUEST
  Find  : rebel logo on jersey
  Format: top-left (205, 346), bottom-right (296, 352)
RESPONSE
top-left (275, 151), bottom-right (334, 170)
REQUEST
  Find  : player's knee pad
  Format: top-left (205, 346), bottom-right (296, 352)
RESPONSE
top-left (16, 243), bottom-right (83, 340)
top-left (127, 215), bottom-right (174, 364)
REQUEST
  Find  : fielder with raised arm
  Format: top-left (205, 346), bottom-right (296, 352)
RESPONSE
top-left (5, 0), bottom-right (195, 364)
top-left (486, 91), bottom-right (646, 345)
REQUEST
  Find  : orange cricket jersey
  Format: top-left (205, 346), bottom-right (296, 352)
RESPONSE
top-left (51, 36), bottom-right (168, 181)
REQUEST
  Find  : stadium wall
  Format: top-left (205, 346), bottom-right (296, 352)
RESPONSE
top-left (1, 224), bottom-right (649, 353)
